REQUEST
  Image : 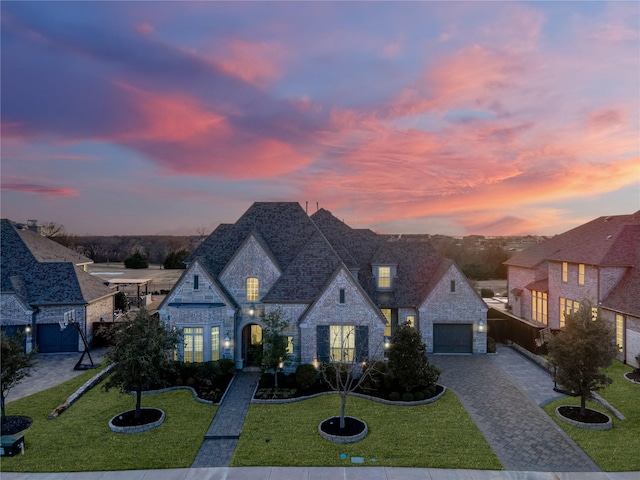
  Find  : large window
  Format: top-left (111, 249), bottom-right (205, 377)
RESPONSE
top-left (381, 308), bottom-right (392, 336)
top-left (559, 297), bottom-right (580, 328)
top-left (616, 314), bottom-right (624, 352)
top-left (184, 327), bottom-right (204, 363)
top-left (406, 315), bottom-right (415, 327)
top-left (578, 264), bottom-right (585, 285)
top-left (286, 336), bottom-right (294, 355)
top-left (330, 325), bottom-right (355, 362)
top-left (562, 262), bottom-right (568, 283)
top-left (247, 277), bottom-right (259, 301)
top-left (531, 290), bottom-right (547, 325)
top-left (378, 267), bottom-right (391, 288)
top-left (211, 326), bottom-right (220, 361)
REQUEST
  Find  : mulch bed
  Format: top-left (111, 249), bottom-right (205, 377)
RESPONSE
top-left (1, 415), bottom-right (32, 436)
top-left (320, 416), bottom-right (366, 436)
top-left (557, 406), bottom-right (610, 424)
top-left (626, 370), bottom-right (640, 382)
top-left (111, 408), bottom-right (162, 427)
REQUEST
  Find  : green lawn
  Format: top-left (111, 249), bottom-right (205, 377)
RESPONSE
top-left (1, 369), bottom-right (216, 472)
top-left (232, 391), bottom-right (502, 469)
top-left (542, 361), bottom-right (640, 471)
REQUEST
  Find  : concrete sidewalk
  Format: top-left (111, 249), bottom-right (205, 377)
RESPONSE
top-left (1, 467), bottom-right (637, 480)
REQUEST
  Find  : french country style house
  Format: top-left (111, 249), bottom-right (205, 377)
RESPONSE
top-left (159, 202), bottom-right (487, 369)
top-left (505, 211), bottom-right (640, 367)
top-left (1, 219), bottom-right (115, 353)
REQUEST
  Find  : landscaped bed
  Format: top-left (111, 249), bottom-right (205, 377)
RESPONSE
top-left (232, 390), bottom-right (502, 469)
top-left (1, 368), bottom-right (216, 472)
top-left (542, 361), bottom-right (640, 472)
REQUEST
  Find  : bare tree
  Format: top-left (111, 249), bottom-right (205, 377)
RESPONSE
top-left (318, 325), bottom-right (383, 429)
top-left (39, 221), bottom-right (66, 238)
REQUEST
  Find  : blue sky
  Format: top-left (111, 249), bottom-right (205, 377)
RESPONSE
top-left (1, 1), bottom-right (638, 236)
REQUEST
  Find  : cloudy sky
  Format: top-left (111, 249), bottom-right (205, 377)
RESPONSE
top-left (1, 1), bottom-right (638, 236)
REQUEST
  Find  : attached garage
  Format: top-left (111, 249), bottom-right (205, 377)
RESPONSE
top-left (37, 324), bottom-right (78, 353)
top-left (433, 323), bottom-right (473, 353)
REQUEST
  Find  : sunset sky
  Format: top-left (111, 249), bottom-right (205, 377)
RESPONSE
top-left (1, 1), bottom-right (638, 236)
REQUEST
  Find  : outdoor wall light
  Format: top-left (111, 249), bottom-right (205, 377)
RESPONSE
top-left (384, 336), bottom-right (391, 349)
top-left (25, 325), bottom-right (32, 334)
top-left (249, 303), bottom-right (255, 316)
top-left (312, 357), bottom-right (319, 369)
top-left (224, 334), bottom-right (231, 349)
top-left (478, 320), bottom-right (485, 332)
top-left (278, 357), bottom-right (284, 370)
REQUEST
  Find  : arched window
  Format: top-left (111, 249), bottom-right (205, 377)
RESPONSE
top-left (247, 277), bottom-right (259, 301)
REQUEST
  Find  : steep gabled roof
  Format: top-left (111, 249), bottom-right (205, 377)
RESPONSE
top-left (601, 265), bottom-right (640, 317)
top-left (505, 211), bottom-right (640, 268)
top-left (1, 219), bottom-right (113, 306)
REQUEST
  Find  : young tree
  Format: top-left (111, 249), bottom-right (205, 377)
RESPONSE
top-left (387, 321), bottom-right (440, 392)
top-left (547, 300), bottom-right (618, 419)
top-left (1, 332), bottom-right (37, 418)
top-left (260, 308), bottom-right (290, 388)
top-left (319, 325), bottom-right (381, 429)
top-left (103, 309), bottom-right (180, 420)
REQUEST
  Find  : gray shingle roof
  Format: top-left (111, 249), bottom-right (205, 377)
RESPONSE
top-left (1, 219), bottom-right (114, 306)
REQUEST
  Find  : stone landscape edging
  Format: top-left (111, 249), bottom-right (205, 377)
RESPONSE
top-left (253, 385), bottom-right (446, 406)
top-left (555, 406), bottom-right (612, 430)
top-left (48, 363), bottom-right (115, 419)
top-left (108, 408), bottom-right (165, 434)
top-left (623, 372), bottom-right (640, 385)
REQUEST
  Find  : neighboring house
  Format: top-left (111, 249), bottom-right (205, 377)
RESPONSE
top-left (159, 202), bottom-right (487, 369)
top-left (1, 219), bottom-right (115, 353)
top-left (505, 211), bottom-right (640, 367)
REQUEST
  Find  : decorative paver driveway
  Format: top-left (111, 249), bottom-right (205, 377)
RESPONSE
top-left (432, 349), bottom-right (601, 472)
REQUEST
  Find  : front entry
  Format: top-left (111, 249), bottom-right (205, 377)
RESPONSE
top-left (242, 324), bottom-right (263, 367)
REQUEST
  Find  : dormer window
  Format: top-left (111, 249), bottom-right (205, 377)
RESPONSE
top-left (375, 265), bottom-right (396, 290)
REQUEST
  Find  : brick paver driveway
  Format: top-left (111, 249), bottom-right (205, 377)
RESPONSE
top-left (431, 353), bottom-right (601, 472)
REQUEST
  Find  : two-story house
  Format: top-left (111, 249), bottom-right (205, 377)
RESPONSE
top-left (505, 211), bottom-right (640, 367)
top-left (1, 219), bottom-right (115, 353)
top-left (159, 202), bottom-right (487, 369)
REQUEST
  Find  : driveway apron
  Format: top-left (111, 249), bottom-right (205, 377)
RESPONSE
top-left (431, 351), bottom-right (601, 472)
top-left (191, 370), bottom-right (261, 468)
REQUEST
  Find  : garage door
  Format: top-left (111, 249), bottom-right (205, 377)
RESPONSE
top-left (433, 324), bottom-right (473, 353)
top-left (37, 324), bottom-right (78, 353)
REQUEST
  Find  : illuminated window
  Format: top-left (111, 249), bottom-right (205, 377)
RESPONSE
top-left (578, 264), bottom-right (585, 285)
top-left (562, 262), bottom-right (568, 283)
top-left (250, 325), bottom-right (262, 345)
top-left (193, 275), bottom-right (199, 290)
top-left (381, 308), bottom-right (392, 336)
top-left (591, 307), bottom-right (598, 321)
top-left (211, 326), bottom-right (219, 361)
top-left (616, 314), bottom-right (624, 352)
top-left (247, 277), bottom-right (259, 301)
top-left (330, 325), bottom-right (355, 362)
top-left (286, 336), bottom-right (294, 355)
top-left (559, 298), bottom-right (580, 328)
top-left (378, 267), bottom-right (391, 288)
top-left (184, 327), bottom-right (204, 363)
top-left (531, 290), bottom-right (547, 325)
top-left (406, 315), bottom-right (415, 327)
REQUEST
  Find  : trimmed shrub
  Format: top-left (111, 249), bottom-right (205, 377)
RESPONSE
top-left (487, 336), bottom-right (497, 353)
top-left (295, 364), bottom-right (318, 390)
top-left (402, 392), bottom-right (415, 402)
top-left (389, 392), bottom-right (401, 401)
top-left (218, 359), bottom-right (236, 377)
top-left (413, 391), bottom-right (425, 401)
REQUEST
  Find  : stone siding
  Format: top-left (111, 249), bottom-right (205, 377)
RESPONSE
top-left (507, 265), bottom-right (537, 320)
top-left (548, 261), bottom-right (599, 329)
top-left (422, 264), bottom-right (488, 354)
top-left (219, 235), bottom-right (281, 306)
top-left (299, 268), bottom-right (386, 363)
top-left (626, 316), bottom-right (640, 367)
top-left (0, 294), bottom-right (31, 325)
top-left (85, 296), bottom-right (114, 342)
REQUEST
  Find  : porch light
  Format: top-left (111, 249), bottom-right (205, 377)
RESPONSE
top-left (278, 357), bottom-right (284, 370)
top-left (249, 303), bottom-right (255, 316)
top-left (25, 325), bottom-right (31, 334)
top-left (312, 357), bottom-right (319, 369)
top-left (478, 320), bottom-right (485, 332)
top-left (224, 333), bottom-right (231, 349)
top-left (384, 336), bottom-right (391, 349)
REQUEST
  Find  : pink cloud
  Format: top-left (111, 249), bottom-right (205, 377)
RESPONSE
top-left (212, 39), bottom-right (285, 87)
top-left (134, 22), bottom-right (154, 35)
top-left (1, 182), bottom-right (79, 197)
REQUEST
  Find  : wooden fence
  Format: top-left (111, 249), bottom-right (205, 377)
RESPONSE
top-left (487, 308), bottom-right (549, 356)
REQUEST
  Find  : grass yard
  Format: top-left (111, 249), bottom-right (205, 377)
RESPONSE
top-left (232, 391), bottom-right (502, 469)
top-left (542, 361), bottom-right (640, 471)
top-left (1, 369), bottom-right (216, 472)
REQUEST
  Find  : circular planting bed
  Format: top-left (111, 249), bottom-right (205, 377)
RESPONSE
top-left (555, 406), bottom-right (612, 430)
top-left (109, 408), bottom-right (165, 434)
top-left (0, 415), bottom-right (32, 436)
top-left (624, 371), bottom-right (640, 385)
top-left (318, 416), bottom-right (368, 444)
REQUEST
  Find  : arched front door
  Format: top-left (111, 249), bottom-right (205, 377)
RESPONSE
top-left (242, 323), bottom-right (263, 367)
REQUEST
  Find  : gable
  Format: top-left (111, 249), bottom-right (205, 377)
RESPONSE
top-left (219, 233), bottom-right (282, 303)
top-left (421, 263), bottom-right (487, 315)
top-left (162, 260), bottom-right (233, 308)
